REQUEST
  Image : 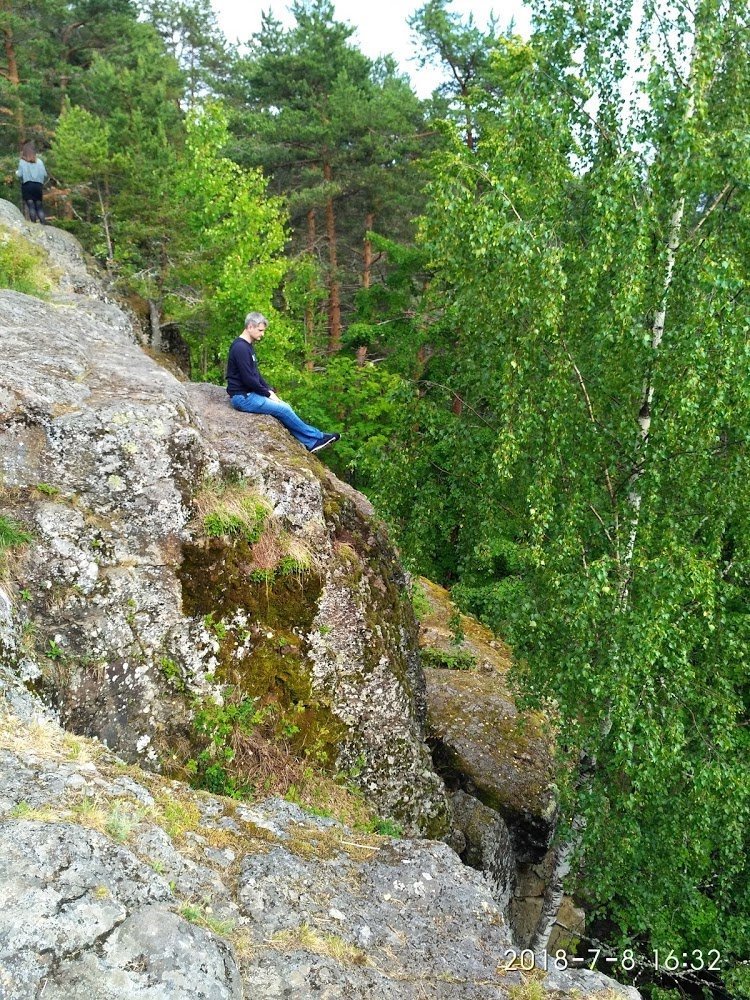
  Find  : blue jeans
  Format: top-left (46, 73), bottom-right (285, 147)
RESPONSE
top-left (230, 393), bottom-right (322, 450)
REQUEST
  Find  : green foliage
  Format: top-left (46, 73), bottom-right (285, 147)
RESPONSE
top-left (168, 102), bottom-right (289, 380)
top-left (197, 480), bottom-right (270, 544)
top-left (35, 483), bottom-right (59, 497)
top-left (187, 691), bottom-right (267, 798)
top-left (447, 608), bottom-right (464, 644)
top-left (158, 656), bottom-right (185, 692)
top-left (203, 505), bottom-right (266, 544)
top-left (409, 0), bottom-right (503, 149)
top-left (46, 639), bottom-right (65, 662)
top-left (369, 817), bottom-right (403, 837)
top-left (282, 356), bottom-right (404, 484)
top-left (179, 903), bottom-right (235, 937)
top-left (228, 0), bottom-right (429, 348)
top-left (104, 804), bottom-right (138, 843)
top-left (0, 0), bottom-right (159, 151)
top-left (52, 101), bottom-right (112, 187)
top-left (409, 581), bottom-right (431, 621)
top-left (142, 0), bottom-right (228, 101)
top-left (0, 231), bottom-right (51, 296)
top-left (420, 648), bottom-right (476, 671)
top-left (388, 0), bottom-right (750, 989)
top-left (43, 17), bottom-right (184, 264)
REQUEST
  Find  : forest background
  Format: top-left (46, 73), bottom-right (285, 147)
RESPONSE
top-left (1, 0), bottom-right (748, 996)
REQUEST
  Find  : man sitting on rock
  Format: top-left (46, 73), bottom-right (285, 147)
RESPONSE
top-left (227, 311), bottom-right (340, 453)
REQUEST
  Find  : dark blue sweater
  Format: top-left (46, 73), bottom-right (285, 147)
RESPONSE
top-left (226, 337), bottom-right (272, 397)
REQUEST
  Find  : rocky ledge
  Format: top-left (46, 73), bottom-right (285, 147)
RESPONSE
top-left (0, 672), bottom-right (639, 1000)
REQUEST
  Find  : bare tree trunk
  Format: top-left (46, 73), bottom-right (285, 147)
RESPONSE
top-left (323, 161), bottom-right (341, 352)
top-left (530, 820), bottom-right (584, 956)
top-left (96, 181), bottom-right (114, 266)
top-left (363, 211), bottom-right (374, 289)
top-left (149, 300), bottom-right (161, 352)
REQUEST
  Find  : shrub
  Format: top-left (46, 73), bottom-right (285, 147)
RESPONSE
top-left (0, 229), bottom-right (52, 295)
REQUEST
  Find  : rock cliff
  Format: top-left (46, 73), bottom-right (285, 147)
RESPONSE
top-left (0, 201), bottom-right (639, 998)
top-left (0, 667), bottom-right (636, 999)
top-left (0, 199), bottom-right (446, 837)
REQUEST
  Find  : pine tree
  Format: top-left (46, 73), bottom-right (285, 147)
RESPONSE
top-left (225, 0), bottom-right (427, 355)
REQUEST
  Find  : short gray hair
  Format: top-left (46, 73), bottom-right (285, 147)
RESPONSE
top-left (244, 311), bottom-right (268, 328)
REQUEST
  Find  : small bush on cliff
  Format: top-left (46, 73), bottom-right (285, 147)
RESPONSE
top-left (420, 648), bottom-right (476, 671)
top-left (0, 230), bottom-right (51, 295)
top-left (187, 692), bottom-right (267, 797)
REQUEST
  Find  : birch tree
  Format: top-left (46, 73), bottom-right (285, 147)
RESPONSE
top-left (399, 0), bottom-right (750, 989)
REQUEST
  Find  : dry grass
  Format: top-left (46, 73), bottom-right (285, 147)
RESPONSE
top-left (284, 772), bottom-right (379, 835)
top-left (152, 791), bottom-right (202, 841)
top-left (230, 726), bottom-right (303, 797)
top-left (508, 979), bottom-right (546, 1000)
top-left (284, 537), bottom-right (313, 572)
top-left (0, 711), bottom-right (100, 766)
top-left (249, 528), bottom-right (285, 571)
top-left (9, 802), bottom-right (59, 822)
top-left (285, 822), bottom-right (381, 864)
top-left (270, 922), bottom-right (369, 966)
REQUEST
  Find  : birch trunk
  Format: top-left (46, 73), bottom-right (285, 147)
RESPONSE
top-left (619, 44), bottom-right (698, 602)
top-left (530, 817), bottom-right (585, 956)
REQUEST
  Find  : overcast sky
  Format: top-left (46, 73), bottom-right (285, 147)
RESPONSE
top-left (211, 1), bottom-right (532, 97)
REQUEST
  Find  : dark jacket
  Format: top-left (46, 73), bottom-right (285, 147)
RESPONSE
top-left (226, 337), bottom-right (273, 398)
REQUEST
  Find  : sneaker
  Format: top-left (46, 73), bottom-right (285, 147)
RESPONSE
top-left (310, 433), bottom-right (340, 453)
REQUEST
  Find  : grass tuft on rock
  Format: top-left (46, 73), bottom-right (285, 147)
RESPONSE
top-left (270, 922), bottom-right (369, 966)
top-left (193, 477), bottom-right (270, 544)
top-left (0, 514), bottom-right (33, 551)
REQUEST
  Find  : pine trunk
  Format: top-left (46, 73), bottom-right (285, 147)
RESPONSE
top-left (363, 211), bottom-right (374, 289)
top-left (305, 208), bottom-right (316, 371)
top-left (323, 161), bottom-right (341, 352)
top-left (2, 24), bottom-right (24, 142)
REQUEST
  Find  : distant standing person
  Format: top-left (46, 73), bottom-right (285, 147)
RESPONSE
top-left (16, 142), bottom-right (48, 224)
top-left (227, 312), bottom-right (341, 453)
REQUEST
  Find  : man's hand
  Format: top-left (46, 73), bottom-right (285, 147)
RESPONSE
top-left (268, 391), bottom-right (282, 403)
